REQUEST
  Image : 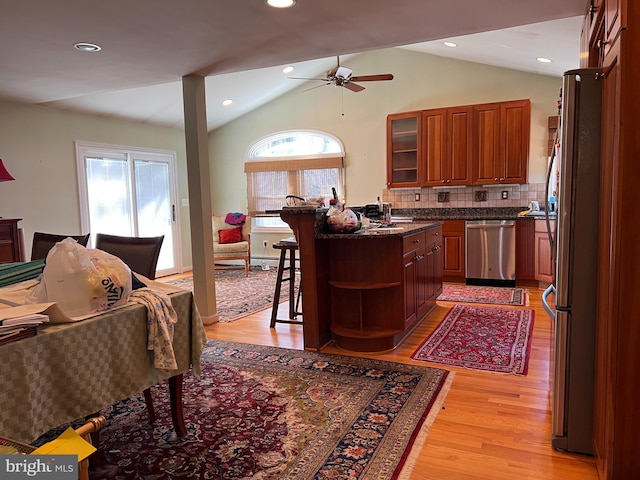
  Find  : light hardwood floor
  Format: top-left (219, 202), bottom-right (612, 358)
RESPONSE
top-left (181, 276), bottom-right (598, 479)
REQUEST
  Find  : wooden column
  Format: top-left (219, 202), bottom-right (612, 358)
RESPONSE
top-left (182, 74), bottom-right (218, 324)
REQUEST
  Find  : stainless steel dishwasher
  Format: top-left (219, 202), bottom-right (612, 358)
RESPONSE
top-left (465, 220), bottom-right (516, 287)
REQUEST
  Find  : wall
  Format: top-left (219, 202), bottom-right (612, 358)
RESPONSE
top-left (0, 100), bottom-right (193, 265)
top-left (209, 48), bottom-right (562, 213)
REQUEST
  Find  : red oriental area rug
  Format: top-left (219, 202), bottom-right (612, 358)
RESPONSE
top-left (437, 284), bottom-right (529, 306)
top-left (35, 341), bottom-right (453, 479)
top-left (411, 304), bottom-right (535, 375)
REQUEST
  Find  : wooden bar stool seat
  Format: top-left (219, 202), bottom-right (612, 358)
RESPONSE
top-left (270, 240), bottom-right (302, 328)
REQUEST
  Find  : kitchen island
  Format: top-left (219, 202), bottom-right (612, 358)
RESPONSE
top-left (278, 207), bottom-right (442, 352)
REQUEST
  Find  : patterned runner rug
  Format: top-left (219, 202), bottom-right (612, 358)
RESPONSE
top-left (437, 284), bottom-right (529, 306)
top-left (163, 267), bottom-right (296, 322)
top-left (411, 304), bottom-right (535, 375)
top-left (35, 341), bottom-right (453, 479)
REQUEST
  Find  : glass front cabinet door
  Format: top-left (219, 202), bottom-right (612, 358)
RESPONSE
top-left (387, 112), bottom-right (422, 188)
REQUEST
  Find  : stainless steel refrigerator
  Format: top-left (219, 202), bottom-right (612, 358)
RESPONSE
top-left (548, 68), bottom-right (602, 455)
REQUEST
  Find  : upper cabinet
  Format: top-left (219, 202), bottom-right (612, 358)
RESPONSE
top-left (605, 0), bottom-right (623, 47)
top-left (387, 112), bottom-right (422, 188)
top-left (387, 99), bottom-right (530, 188)
top-left (472, 99), bottom-right (531, 185)
top-left (582, 0), bottom-right (626, 67)
top-left (423, 106), bottom-right (472, 187)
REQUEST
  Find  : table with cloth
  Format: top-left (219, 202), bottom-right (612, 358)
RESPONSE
top-left (0, 264), bottom-right (207, 444)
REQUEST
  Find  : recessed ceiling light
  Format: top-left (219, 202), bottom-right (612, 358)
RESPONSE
top-left (266, 0), bottom-right (296, 8)
top-left (283, 66), bottom-right (294, 74)
top-left (443, 41), bottom-right (457, 48)
top-left (73, 42), bottom-right (101, 52)
top-left (537, 57), bottom-right (552, 63)
top-left (222, 99), bottom-right (233, 106)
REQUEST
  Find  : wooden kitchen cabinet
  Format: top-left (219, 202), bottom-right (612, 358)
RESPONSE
top-left (387, 112), bottom-right (422, 188)
top-left (534, 218), bottom-right (555, 285)
top-left (387, 100), bottom-right (529, 188)
top-left (515, 218), bottom-right (536, 282)
top-left (428, 226), bottom-right (443, 300)
top-left (325, 223), bottom-right (442, 352)
top-left (403, 230), bottom-right (427, 327)
top-left (472, 99), bottom-right (530, 185)
top-left (580, 0), bottom-right (605, 68)
top-left (0, 218), bottom-right (24, 263)
top-left (422, 106), bottom-right (472, 186)
top-left (604, 0), bottom-right (624, 53)
top-left (404, 226), bottom-right (442, 327)
top-left (591, 1), bottom-right (640, 477)
top-left (442, 220), bottom-right (465, 281)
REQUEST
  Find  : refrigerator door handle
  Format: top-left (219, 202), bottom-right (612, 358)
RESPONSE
top-left (542, 284), bottom-right (556, 320)
top-left (555, 72), bottom-right (579, 308)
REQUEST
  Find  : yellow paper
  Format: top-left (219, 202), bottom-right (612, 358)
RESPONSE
top-left (31, 427), bottom-right (96, 461)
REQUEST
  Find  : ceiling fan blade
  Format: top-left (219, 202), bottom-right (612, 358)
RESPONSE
top-left (288, 76), bottom-right (329, 81)
top-left (349, 74), bottom-right (394, 82)
top-left (343, 82), bottom-right (365, 93)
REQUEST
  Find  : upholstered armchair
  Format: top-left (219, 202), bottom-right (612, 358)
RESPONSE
top-left (212, 215), bottom-right (251, 276)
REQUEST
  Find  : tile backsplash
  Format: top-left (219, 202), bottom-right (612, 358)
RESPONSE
top-left (383, 183), bottom-right (548, 209)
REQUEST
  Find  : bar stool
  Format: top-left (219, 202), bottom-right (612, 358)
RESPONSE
top-left (270, 240), bottom-right (303, 328)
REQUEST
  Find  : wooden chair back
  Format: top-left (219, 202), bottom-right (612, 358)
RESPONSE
top-left (95, 233), bottom-right (164, 279)
top-left (31, 232), bottom-right (90, 261)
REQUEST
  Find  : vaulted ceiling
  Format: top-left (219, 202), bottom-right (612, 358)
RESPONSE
top-left (0, 0), bottom-right (585, 130)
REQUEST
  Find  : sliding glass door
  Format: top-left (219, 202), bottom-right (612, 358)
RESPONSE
top-left (76, 142), bottom-right (181, 277)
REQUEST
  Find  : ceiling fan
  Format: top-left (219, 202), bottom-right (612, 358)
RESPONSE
top-left (290, 56), bottom-right (394, 93)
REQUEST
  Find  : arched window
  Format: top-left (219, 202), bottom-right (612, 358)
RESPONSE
top-left (245, 130), bottom-right (345, 214)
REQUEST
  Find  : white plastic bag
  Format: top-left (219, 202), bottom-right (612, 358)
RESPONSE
top-left (326, 208), bottom-right (360, 233)
top-left (26, 238), bottom-right (132, 317)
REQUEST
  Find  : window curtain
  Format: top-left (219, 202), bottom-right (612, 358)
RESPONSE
top-left (245, 156), bottom-right (344, 214)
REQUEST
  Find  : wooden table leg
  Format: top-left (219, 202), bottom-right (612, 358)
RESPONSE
top-left (168, 374), bottom-right (187, 437)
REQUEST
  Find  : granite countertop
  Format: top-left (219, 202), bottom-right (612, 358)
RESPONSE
top-left (316, 221), bottom-right (442, 239)
top-left (392, 207), bottom-right (527, 220)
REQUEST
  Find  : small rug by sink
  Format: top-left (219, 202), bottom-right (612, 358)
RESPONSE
top-left (411, 304), bottom-right (534, 375)
top-left (437, 284), bottom-right (529, 306)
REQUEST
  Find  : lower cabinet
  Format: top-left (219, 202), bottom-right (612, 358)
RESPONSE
top-left (442, 220), bottom-right (465, 281)
top-left (403, 236), bottom-right (425, 328)
top-left (516, 218), bottom-right (536, 281)
top-left (403, 227), bottom-right (443, 330)
top-left (514, 217), bottom-right (555, 285)
top-left (328, 224), bottom-right (442, 352)
top-left (535, 219), bottom-right (556, 284)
